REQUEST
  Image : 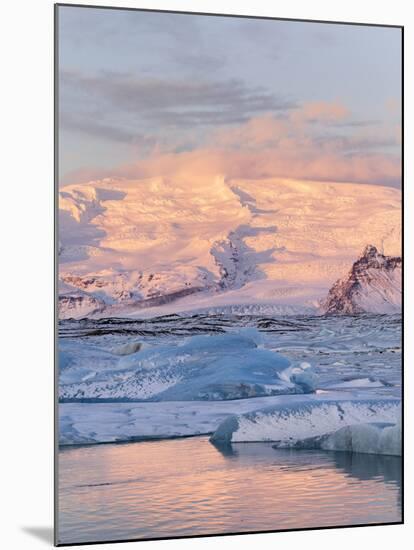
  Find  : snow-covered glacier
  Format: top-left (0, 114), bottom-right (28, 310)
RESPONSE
top-left (58, 176), bottom-right (401, 318)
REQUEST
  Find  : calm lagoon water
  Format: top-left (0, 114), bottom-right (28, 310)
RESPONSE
top-left (58, 436), bottom-right (402, 544)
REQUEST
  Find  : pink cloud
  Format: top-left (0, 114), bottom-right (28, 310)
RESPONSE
top-left (61, 102), bottom-right (401, 188)
top-left (79, 147), bottom-right (399, 189)
top-left (292, 101), bottom-right (349, 123)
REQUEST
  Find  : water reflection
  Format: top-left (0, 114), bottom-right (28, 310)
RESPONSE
top-left (58, 437), bottom-right (401, 545)
top-left (332, 451), bottom-right (402, 509)
top-left (213, 440), bottom-right (402, 485)
top-left (332, 451), bottom-right (401, 485)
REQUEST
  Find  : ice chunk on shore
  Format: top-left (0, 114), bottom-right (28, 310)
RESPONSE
top-left (210, 398), bottom-right (401, 443)
top-left (60, 330), bottom-right (315, 401)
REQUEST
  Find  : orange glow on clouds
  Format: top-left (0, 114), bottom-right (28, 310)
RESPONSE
top-left (62, 101), bottom-right (400, 189)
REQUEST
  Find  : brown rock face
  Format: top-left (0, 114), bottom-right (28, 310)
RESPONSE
top-left (321, 245), bottom-right (402, 315)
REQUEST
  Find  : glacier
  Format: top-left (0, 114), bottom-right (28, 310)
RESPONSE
top-left (58, 176), bottom-right (401, 319)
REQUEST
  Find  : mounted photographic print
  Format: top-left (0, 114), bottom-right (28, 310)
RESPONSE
top-left (55, 4), bottom-right (403, 546)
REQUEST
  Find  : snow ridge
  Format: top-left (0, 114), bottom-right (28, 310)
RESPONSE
top-left (58, 177), bottom-right (401, 318)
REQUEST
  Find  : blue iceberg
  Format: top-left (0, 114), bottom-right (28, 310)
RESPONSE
top-left (59, 329), bottom-right (317, 402)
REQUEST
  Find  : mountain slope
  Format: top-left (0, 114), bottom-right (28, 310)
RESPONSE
top-left (321, 245), bottom-right (402, 314)
top-left (58, 176), bottom-right (401, 318)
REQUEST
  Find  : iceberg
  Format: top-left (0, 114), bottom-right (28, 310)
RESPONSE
top-left (59, 395), bottom-right (293, 445)
top-left (210, 398), bottom-right (401, 444)
top-left (280, 421), bottom-right (401, 456)
top-left (57, 313), bottom-right (401, 447)
top-left (59, 329), bottom-right (317, 401)
top-left (278, 362), bottom-right (319, 393)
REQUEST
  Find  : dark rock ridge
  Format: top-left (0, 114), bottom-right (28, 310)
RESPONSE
top-left (58, 294), bottom-right (105, 318)
top-left (321, 245), bottom-right (402, 314)
top-left (58, 286), bottom-right (204, 319)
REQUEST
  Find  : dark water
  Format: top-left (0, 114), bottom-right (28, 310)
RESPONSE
top-left (58, 436), bottom-right (402, 545)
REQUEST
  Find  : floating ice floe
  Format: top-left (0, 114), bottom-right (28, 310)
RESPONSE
top-left (59, 395), bottom-right (401, 447)
top-left (320, 377), bottom-right (393, 390)
top-left (210, 398), bottom-right (401, 447)
top-left (275, 420), bottom-right (401, 456)
top-left (59, 395), bottom-right (294, 445)
top-left (59, 329), bottom-right (318, 401)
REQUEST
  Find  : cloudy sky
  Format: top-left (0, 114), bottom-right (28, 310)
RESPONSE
top-left (58, 6), bottom-right (402, 187)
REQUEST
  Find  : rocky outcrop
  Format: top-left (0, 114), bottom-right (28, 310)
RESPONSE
top-left (321, 245), bottom-right (402, 314)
